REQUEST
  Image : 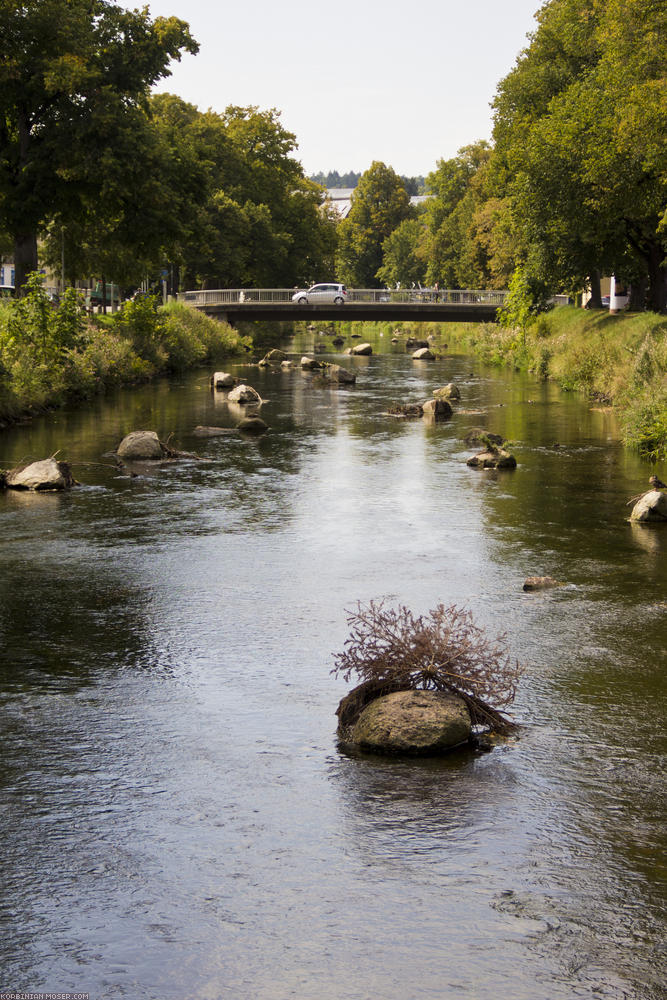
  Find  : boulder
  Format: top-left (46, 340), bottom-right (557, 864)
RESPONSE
top-left (211, 371), bottom-right (236, 389)
top-left (332, 336), bottom-right (345, 346)
top-left (350, 342), bottom-right (372, 356)
top-left (523, 576), bottom-right (563, 591)
top-left (629, 490), bottom-right (667, 523)
top-left (326, 364), bottom-right (356, 384)
top-left (117, 430), bottom-right (165, 460)
top-left (351, 689), bottom-right (472, 755)
top-left (406, 338), bottom-right (428, 350)
top-left (434, 383), bottom-right (461, 400)
top-left (301, 356), bottom-right (323, 370)
top-left (227, 383), bottom-right (261, 404)
top-left (422, 398), bottom-right (452, 421)
top-left (237, 416), bottom-right (268, 435)
top-left (5, 458), bottom-right (77, 491)
top-left (281, 359), bottom-right (294, 369)
top-left (412, 347), bottom-right (435, 360)
top-left (467, 449), bottom-right (517, 469)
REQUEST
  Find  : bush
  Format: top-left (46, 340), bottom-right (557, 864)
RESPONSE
top-left (332, 601), bottom-right (522, 733)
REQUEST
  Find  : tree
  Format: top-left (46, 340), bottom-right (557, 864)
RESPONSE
top-left (491, 0), bottom-right (667, 311)
top-left (423, 142), bottom-right (500, 289)
top-left (376, 218), bottom-right (428, 289)
top-left (335, 162), bottom-right (413, 287)
top-left (146, 99), bottom-right (337, 289)
top-left (0, 0), bottom-right (197, 292)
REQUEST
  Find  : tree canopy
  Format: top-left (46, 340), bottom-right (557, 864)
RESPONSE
top-left (0, 0), bottom-right (197, 291)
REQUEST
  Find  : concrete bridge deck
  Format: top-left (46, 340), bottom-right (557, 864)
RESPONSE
top-left (180, 288), bottom-right (508, 324)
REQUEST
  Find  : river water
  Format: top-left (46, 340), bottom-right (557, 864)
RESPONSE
top-left (0, 328), bottom-right (665, 1000)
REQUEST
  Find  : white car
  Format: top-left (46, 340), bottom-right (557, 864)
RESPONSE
top-left (292, 283), bottom-right (347, 305)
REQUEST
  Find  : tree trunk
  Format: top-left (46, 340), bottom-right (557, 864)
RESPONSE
top-left (102, 274), bottom-right (107, 315)
top-left (646, 244), bottom-right (667, 314)
top-left (13, 232), bottom-right (38, 295)
top-left (628, 276), bottom-right (647, 312)
top-left (587, 269), bottom-right (602, 309)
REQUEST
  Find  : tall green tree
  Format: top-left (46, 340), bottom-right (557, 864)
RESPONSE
top-left (0, 0), bottom-right (197, 292)
top-left (491, 0), bottom-right (667, 311)
top-left (335, 162), bottom-right (412, 287)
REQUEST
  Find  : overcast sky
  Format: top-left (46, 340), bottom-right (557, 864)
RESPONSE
top-left (141, 0), bottom-right (539, 178)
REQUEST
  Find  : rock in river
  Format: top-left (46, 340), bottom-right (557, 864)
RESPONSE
top-left (4, 458), bottom-right (77, 491)
top-left (350, 342), bottom-right (372, 356)
top-left (350, 689), bottom-right (472, 755)
top-left (117, 431), bottom-right (165, 460)
top-left (629, 490), bottom-right (667, 523)
top-left (467, 448), bottom-right (517, 470)
top-left (211, 371), bottom-right (236, 389)
top-left (227, 384), bottom-right (262, 404)
top-left (422, 398), bottom-right (452, 421)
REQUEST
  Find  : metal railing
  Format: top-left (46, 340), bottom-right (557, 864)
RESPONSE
top-left (180, 287), bottom-right (509, 307)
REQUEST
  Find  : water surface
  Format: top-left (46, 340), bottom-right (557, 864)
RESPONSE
top-left (1, 330), bottom-right (665, 999)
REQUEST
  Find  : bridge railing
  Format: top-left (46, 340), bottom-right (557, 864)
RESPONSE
top-left (180, 288), bottom-right (509, 307)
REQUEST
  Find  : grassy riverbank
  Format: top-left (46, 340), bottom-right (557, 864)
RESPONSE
top-left (0, 285), bottom-right (250, 427)
top-left (337, 306), bottom-right (667, 462)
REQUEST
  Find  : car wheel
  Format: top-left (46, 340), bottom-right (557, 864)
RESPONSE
top-left (334, 296), bottom-right (344, 305)
top-left (298, 296), bottom-right (308, 304)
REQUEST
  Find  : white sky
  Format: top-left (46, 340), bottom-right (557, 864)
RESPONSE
top-left (140, 0), bottom-right (539, 178)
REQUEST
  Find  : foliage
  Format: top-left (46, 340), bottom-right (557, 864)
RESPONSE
top-left (146, 97), bottom-right (338, 290)
top-left (332, 601), bottom-right (522, 732)
top-left (0, 0), bottom-right (197, 290)
top-left (0, 289), bottom-right (248, 421)
top-left (376, 218), bottom-right (428, 289)
top-left (335, 162), bottom-right (413, 287)
top-left (491, 0), bottom-right (667, 311)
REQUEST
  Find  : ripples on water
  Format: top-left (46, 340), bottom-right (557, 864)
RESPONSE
top-left (0, 336), bottom-right (665, 999)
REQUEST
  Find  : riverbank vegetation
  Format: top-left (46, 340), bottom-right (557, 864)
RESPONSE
top-left (333, 306), bottom-right (667, 461)
top-left (0, 281), bottom-right (247, 424)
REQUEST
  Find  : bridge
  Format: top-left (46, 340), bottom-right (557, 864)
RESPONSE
top-left (180, 287), bottom-right (509, 324)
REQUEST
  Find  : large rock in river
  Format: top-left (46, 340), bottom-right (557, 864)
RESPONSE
top-left (211, 371), bottom-right (236, 389)
top-left (325, 364), bottom-right (356, 384)
top-left (467, 448), bottom-right (517, 470)
top-left (412, 347), bottom-right (435, 360)
top-left (117, 430), bottom-right (165, 460)
top-left (350, 342), bottom-right (372, 356)
top-left (434, 383), bottom-right (461, 401)
top-left (5, 458), bottom-right (76, 491)
top-left (351, 689), bottom-right (472, 754)
top-left (422, 398), bottom-right (452, 421)
top-left (629, 489), bottom-right (667, 523)
top-left (227, 383), bottom-right (261, 404)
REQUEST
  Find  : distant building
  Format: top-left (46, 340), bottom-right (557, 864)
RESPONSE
top-left (325, 188), bottom-right (429, 219)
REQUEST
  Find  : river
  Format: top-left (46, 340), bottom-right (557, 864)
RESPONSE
top-left (0, 328), bottom-right (665, 1000)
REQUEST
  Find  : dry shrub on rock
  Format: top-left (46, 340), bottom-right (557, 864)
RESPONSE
top-left (332, 601), bottom-right (522, 733)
